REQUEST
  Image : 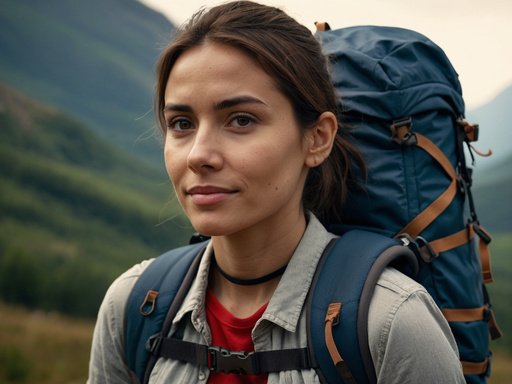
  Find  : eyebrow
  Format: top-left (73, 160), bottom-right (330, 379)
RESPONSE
top-left (163, 103), bottom-right (193, 113)
top-left (213, 95), bottom-right (267, 110)
top-left (163, 95), bottom-right (267, 113)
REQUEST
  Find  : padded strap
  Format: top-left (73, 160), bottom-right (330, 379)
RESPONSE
top-left (398, 133), bottom-right (458, 238)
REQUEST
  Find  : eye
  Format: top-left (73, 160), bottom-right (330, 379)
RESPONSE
top-left (167, 117), bottom-right (194, 132)
top-left (229, 113), bottom-right (256, 129)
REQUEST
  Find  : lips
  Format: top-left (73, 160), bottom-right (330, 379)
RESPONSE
top-left (186, 185), bottom-right (238, 206)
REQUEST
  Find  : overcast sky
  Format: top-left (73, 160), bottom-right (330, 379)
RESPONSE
top-left (140, 0), bottom-right (512, 110)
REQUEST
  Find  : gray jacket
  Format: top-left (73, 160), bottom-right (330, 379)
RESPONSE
top-left (88, 215), bottom-right (465, 383)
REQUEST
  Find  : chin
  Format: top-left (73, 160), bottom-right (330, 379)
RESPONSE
top-left (191, 221), bottom-right (233, 238)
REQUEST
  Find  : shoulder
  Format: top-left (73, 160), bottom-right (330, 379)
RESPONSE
top-left (368, 267), bottom-right (447, 345)
top-left (368, 268), bottom-right (464, 383)
top-left (92, 259), bottom-right (155, 345)
top-left (368, 267), bottom-right (433, 354)
top-left (101, 259), bottom-right (155, 319)
top-left (88, 259), bottom-right (154, 382)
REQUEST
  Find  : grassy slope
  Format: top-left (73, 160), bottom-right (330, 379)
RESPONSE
top-left (0, 83), bottom-right (192, 317)
top-left (0, 302), bottom-right (510, 384)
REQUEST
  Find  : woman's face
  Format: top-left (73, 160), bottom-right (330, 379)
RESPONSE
top-left (163, 42), bottom-right (312, 237)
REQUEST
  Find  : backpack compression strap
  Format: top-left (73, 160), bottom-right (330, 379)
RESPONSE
top-left (307, 230), bottom-right (418, 384)
top-left (391, 118), bottom-right (494, 283)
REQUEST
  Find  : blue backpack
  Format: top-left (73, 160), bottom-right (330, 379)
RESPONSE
top-left (124, 25), bottom-right (501, 383)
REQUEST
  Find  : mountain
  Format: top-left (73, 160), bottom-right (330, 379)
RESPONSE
top-left (0, 0), bottom-right (175, 163)
top-left (472, 153), bottom-right (512, 234)
top-left (465, 85), bottom-right (512, 233)
top-left (466, 84), bottom-right (512, 166)
top-left (0, 83), bottom-right (191, 317)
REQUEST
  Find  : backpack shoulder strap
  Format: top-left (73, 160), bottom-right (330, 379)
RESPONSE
top-left (308, 230), bottom-right (418, 384)
top-left (124, 241), bottom-right (207, 383)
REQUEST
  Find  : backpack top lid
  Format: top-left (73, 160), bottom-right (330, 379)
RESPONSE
top-left (317, 26), bottom-right (465, 119)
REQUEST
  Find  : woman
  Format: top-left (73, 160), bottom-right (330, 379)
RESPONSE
top-left (88, 1), bottom-right (465, 383)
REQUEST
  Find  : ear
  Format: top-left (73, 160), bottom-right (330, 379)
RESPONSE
top-left (304, 111), bottom-right (338, 168)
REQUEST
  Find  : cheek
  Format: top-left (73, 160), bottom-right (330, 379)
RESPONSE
top-left (249, 142), bottom-right (305, 190)
top-left (163, 144), bottom-right (183, 188)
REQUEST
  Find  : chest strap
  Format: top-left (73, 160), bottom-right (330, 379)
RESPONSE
top-left (147, 335), bottom-right (312, 375)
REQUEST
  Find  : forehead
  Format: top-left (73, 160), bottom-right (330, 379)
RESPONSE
top-left (165, 42), bottom-right (279, 101)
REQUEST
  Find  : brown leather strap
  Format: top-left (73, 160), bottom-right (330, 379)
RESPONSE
top-left (324, 303), bottom-right (357, 384)
top-left (488, 306), bottom-right (504, 340)
top-left (442, 305), bottom-right (503, 341)
top-left (461, 358), bottom-right (489, 376)
top-left (424, 222), bottom-right (493, 284)
top-left (398, 133), bottom-right (458, 238)
top-left (315, 21), bottom-right (331, 32)
top-left (428, 226), bottom-right (473, 254)
top-left (476, 225), bottom-right (493, 284)
top-left (325, 303), bottom-right (343, 365)
top-left (442, 306), bottom-right (486, 322)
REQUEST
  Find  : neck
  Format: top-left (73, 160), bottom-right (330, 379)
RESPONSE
top-left (211, 211), bottom-right (306, 280)
top-left (208, 211), bottom-right (307, 317)
top-left (212, 256), bottom-right (288, 285)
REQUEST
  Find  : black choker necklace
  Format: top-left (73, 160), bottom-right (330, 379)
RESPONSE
top-left (212, 257), bottom-right (288, 286)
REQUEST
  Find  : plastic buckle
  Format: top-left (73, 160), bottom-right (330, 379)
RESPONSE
top-left (390, 117), bottom-right (416, 146)
top-left (145, 333), bottom-right (163, 355)
top-left (457, 175), bottom-right (467, 195)
top-left (398, 234), bottom-right (437, 263)
top-left (482, 306), bottom-right (491, 322)
top-left (207, 346), bottom-right (254, 375)
top-left (473, 223), bottom-right (491, 244)
top-left (415, 236), bottom-right (438, 263)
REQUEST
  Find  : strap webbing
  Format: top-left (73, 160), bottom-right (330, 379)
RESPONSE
top-left (428, 223), bottom-right (493, 284)
top-left (442, 306), bottom-right (487, 322)
top-left (396, 131), bottom-right (495, 284)
top-left (475, 225), bottom-right (493, 284)
top-left (428, 226), bottom-right (473, 254)
top-left (154, 337), bottom-right (312, 375)
top-left (461, 358), bottom-right (489, 376)
top-left (442, 305), bottom-right (503, 341)
top-left (398, 133), bottom-right (458, 238)
top-left (324, 303), bottom-right (357, 384)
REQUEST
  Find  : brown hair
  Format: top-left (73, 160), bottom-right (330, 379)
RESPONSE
top-left (155, 0), bottom-right (364, 224)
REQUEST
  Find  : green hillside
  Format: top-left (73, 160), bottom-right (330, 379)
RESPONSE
top-left (0, 83), bottom-right (192, 317)
top-left (467, 85), bottom-right (512, 166)
top-left (487, 234), bottom-right (512, 353)
top-left (0, 0), bottom-right (175, 163)
top-left (473, 154), bottom-right (512, 233)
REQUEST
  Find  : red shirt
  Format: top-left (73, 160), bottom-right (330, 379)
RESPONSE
top-left (206, 290), bottom-right (268, 384)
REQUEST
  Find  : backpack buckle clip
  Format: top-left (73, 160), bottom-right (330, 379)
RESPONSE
top-left (397, 234), bottom-right (438, 263)
top-left (207, 346), bottom-right (255, 375)
top-left (473, 222), bottom-right (492, 244)
top-left (391, 117), bottom-right (416, 146)
top-left (146, 333), bottom-right (163, 355)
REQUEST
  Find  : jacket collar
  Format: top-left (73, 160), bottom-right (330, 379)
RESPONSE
top-left (173, 213), bottom-right (335, 334)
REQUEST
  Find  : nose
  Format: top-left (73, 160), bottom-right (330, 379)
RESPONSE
top-left (187, 126), bottom-right (223, 173)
